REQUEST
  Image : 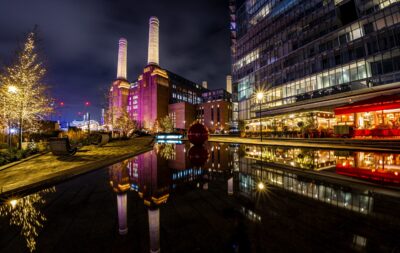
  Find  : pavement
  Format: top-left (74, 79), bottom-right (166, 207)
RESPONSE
top-left (209, 136), bottom-right (400, 152)
top-left (0, 137), bottom-right (154, 198)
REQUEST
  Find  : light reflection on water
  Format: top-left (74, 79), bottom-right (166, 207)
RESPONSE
top-left (106, 142), bottom-right (400, 252)
top-left (1, 142), bottom-right (400, 252)
top-left (0, 187), bottom-right (55, 252)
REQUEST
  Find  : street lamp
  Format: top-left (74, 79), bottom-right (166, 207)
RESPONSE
top-left (256, 92), bottom-right (264, 142)
top-left (85, 101), bottom-right (91, 134)
top-left (8, 85), bottom-right (18, 94)
top-left (257, 182), bottom-right (265, 191)
top-left (7, 85), bottom-right (23, 149)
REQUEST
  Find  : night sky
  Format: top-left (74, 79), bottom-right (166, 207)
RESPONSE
top-left (0, 0), bottom-right (231, 122)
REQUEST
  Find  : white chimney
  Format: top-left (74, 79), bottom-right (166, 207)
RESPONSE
top-left (202, 81), bottom-right (208, 89)
top-left (117, 193), bottom-right (128, 235)
top-left (147, 17), bottom-right (160, 66)
top-left (148, 208), bottom-right (160, 253)
top-left (117, 38), bottom-right (128, 80)
top-left (226, 75), bottom-right (232, 93)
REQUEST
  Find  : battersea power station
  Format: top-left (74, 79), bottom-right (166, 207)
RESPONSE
top-left (109, 17), bottom-right (233, 133)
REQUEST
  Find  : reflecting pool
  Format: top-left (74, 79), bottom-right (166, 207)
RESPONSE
top-left (1, 142), bottom-right (400, 252)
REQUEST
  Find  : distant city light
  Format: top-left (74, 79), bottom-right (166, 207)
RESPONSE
top-left (9, 128), bottom-right (17, 134)
top-left (257, 182), bottom-right (265, 190)
top-left (85, 101), bottom-right (90, 106)
top-left (60, 102), bottom-right (65, 106)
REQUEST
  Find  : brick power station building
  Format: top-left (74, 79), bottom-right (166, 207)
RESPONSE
top-left (109, 17), bottom-right (233, 133)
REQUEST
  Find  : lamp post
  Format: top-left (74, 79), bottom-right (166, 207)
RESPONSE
top-left (256, 92), bottom-right (264, 142)
top-left (85, 101), bottom-right (91, 134)
top-left (7, 85), bottom-right (22, 149)
top-left (0, 82), bottom-right (6, 144)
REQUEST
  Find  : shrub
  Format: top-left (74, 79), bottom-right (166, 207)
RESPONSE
top-left (29, 131), bottom-right (61, 142)
top-left (0, 143), bottom-right (9, 149)
top-left (0, 145), bottom-right (39, 166)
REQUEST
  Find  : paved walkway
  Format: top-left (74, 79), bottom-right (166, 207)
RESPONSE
top-left (0, 137), bottom-right (154, 197)
top-left (209, 136), bottom-right (400, 152)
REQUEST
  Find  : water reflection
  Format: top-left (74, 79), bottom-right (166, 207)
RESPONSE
top-left (241, 164), bottom-right (373, 214)
top-left (336, 151), bottom-right (400, 184)
top-left (243, 145), bottom-right (400, 184)
top-left (244, 145), bottom-right (336, 170)
top-left (108, 142), bottom-right (229, 252)
top-left (1, 142), bottom-right (399, 252)
top-left (107, 142), bottom-right (400, 251)
top-left (0, 187), bottom-right (55, 252)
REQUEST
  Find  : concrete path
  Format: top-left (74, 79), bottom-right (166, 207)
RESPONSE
top-left (209, 136), bottom-right (400, 152)
top-left (0, 137), bottom-right (153, 197)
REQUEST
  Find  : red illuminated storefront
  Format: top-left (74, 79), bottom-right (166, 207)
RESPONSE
top-left (335, 95), bottom-right (400, 137)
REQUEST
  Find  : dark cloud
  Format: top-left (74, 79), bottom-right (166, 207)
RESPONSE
top-left (0, 0), bottom-right (231, 121)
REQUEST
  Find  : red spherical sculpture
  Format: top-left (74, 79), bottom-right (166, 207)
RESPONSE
top-left (188, 145), bottom-right (209, 167)
top-left (188, 122), bottom-right (209, 146)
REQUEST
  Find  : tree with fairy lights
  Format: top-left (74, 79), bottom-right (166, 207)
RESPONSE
top-left (159, 115), bottom-right (174, 133)
top-left (114, 108), bottom-right (137, 138)
top-left (0, 31), bottom-right (53, 149)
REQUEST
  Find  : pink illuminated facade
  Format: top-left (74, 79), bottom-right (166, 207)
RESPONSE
top-left (109, 16), bottom-right (232, 131)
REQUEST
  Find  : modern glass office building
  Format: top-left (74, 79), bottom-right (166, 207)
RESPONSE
top-left (232, 0), bottom-right (400, 137)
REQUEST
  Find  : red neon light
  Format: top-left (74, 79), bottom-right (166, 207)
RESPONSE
top-left (354, 129), bottom-right (400, 137)
top-left (334, 95), bottom-right (400, 115)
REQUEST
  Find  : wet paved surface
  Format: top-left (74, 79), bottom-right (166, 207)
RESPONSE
top-left (0, 137), bottom-right (153, 196)
top-left (1, 142), bottom-right (400, 252)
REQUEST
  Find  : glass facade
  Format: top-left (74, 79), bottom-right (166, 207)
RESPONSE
top-left (233, 0), bottom-right (400, 120)
top-left (167, 71), bottom-right (205, 105)
top-left (201, 88), bottom-right (232, 102)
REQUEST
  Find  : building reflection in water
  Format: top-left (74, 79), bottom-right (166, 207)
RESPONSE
top-left (108, 142), bottom-right (237, 252)
top-left (242, 144), bottom-right (400, 185)
top-left (109, 159), bottom-right (130, 235)
top-left (240, 162), bottom-right (373, 214)
top-left (336, 151), bottom-right (400, 184)
top-left (108, 142), bottom-right (400, 251)
top-left (0, 187), bottom-right (55, 252)
top-left (244, 145), bottom-right (336, 170)
top-left (239, 145), bottom-right (376, 214)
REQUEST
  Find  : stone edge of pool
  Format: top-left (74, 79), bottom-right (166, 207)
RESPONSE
top-left (208, 137), bottom-right (400, 152)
